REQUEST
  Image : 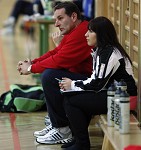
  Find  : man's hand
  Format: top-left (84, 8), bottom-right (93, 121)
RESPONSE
top-left (52, 31), bottom-right (64, 47)
top-left (17, 58), bottom-right (32, 75)
top-left (59, 77), bottom-right (72, 91)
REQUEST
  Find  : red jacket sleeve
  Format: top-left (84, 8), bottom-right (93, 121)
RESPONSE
top-left (31, 21), bottom-right (92, 73)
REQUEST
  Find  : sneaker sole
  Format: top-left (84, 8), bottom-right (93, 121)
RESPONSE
top-left (36, 137), bottom-right (73, 145)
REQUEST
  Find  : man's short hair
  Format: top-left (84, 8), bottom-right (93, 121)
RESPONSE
top-left (54, 1), bottom-right (82, 20)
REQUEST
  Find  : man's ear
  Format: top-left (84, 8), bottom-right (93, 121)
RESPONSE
top-left (71, 12), bottom-right (77, 21)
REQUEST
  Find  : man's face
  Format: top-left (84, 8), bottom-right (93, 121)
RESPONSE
top-left (54, 8), bottom-right (76, 35)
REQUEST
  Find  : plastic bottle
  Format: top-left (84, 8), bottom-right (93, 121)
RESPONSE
top-left (33, 3), bottom-right (41, 18)
top-left (107, 83), bottom-right (116, 127)
top-left (33, 4), bottom-right (39, 14)
top-left (114, 87), bottom-right (122, 130)
top-left (116, 79), bottom-right (127, 91)
top-left (119, 90), bottom-right (130, 134)
top-left (44, 0), bottom-right (53, 17)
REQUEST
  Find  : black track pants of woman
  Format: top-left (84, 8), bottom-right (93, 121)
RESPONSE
top-left (63, 91), bottom-right (107, 150)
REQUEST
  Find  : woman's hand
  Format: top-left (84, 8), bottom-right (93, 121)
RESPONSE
top-left (59, 77), bottom-right (72, 91)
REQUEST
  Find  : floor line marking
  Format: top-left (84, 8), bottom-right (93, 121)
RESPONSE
top-left (0, 37), bottom-right (21, 150)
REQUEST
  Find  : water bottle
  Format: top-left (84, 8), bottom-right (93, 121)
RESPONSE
top-left (114, 88), bottom-right (121, 130)
top-left (44, 0), bottom-right (53, 17)
top-left (119, 90), bottom-right (130, 134)
top-left (107, 83), bottom-right (116, 127)
top-left (33, 4), bottom-right (39, 14)
top-left (33, 3), bottom-right (41, 18)
top-left (116, 79), bottom-right (127, 91)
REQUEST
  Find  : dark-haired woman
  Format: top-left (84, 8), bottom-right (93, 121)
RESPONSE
top-left (59, 16), bottom-right (137, 150)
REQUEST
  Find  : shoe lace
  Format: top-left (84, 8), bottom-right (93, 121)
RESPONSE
top-left (47, 128), bottom-right (60, 136)
top-left (46, 124), bottom-right (53, 129)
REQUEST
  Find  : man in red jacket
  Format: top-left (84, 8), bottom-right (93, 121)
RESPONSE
top-left (17, 1), bottom-right (92, 145)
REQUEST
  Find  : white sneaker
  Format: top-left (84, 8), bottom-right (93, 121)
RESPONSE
top-left (36, 127), bottom-right (72, 144)
top-left (3, 17), bottom-right (15, 27)
top-left (33, 124), bottom-right (53, 137)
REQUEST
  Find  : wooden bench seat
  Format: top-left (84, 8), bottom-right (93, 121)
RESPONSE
top-left (99, 114), bottom-right (141, 150)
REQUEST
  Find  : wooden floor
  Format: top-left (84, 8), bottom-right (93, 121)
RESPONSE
top-left (0, 21), bottom-right (104, 150)
top-left (0, 112), bottom-right (103, 150)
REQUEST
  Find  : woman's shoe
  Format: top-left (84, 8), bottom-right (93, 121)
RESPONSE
top-left (61, 138), bottom-right (75, 148)
top-left (62, 144), bottom-right (90, 150)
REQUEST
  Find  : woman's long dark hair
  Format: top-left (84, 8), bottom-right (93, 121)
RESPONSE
top-left (88, 16), bottom-right (132, 64)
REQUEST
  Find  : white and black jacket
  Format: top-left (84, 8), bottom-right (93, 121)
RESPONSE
top-left (71, 45), bottom-right (137, 96)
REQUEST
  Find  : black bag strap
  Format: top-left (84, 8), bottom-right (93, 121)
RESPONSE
top-left (0, 91), bottom-right (17, 112)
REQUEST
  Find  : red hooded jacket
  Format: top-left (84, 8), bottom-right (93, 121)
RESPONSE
top-left (31, 21), bottom-right (92, 76)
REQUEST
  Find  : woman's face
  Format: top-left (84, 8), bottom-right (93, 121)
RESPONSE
top-left (85, 30), bottom-right (97, 46)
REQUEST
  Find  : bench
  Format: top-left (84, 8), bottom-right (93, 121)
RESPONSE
top-left (99, 114), bottom-right (141, 150)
